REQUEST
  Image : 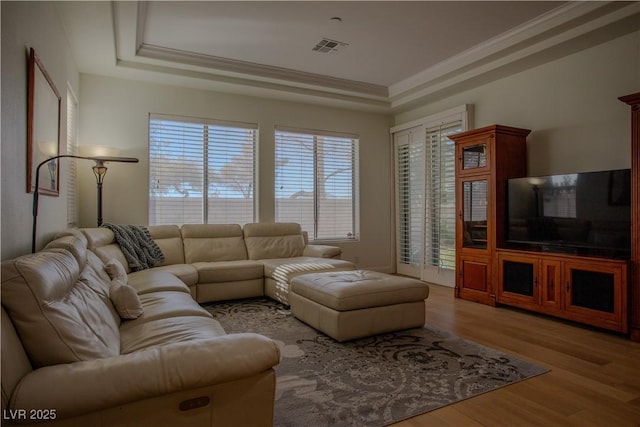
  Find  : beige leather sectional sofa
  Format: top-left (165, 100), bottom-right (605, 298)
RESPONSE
top-left (1, 222), bottom-right (355, 427)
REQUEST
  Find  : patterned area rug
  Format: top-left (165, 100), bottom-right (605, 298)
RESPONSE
top-left (205, 298), bottom-right (549, 427)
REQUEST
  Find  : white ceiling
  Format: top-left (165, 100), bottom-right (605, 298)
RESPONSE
top-left (56, 1), bottom-right (640, 112)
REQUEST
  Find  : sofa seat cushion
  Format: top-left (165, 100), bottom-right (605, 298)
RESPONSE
top-left (193, 260), bottom-right (264, 283)
top-left (262, 257), bottom-right (356, 282)
top-left (119, 291), bottom-right (212, 330)
top-left (120, 316), bottom-right (226, 353)
top-left (145, 264), bottom-right (198, 287)
top-left (127, 270), bottom-right (191, 295)
top-left (303, 244), bottom-right (342, 258)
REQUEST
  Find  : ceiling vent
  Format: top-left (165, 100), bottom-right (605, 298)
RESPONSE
top-left (312, 38), bottom-right (348, 53)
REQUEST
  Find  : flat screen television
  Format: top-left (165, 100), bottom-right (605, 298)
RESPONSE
top-left (506, 169), bottom-right (631, 259)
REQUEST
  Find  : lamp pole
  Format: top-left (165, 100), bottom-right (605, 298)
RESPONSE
top-left (92, 161), bottom-right (108, 226)
top-left (31, 154), bottom-right (138, 253)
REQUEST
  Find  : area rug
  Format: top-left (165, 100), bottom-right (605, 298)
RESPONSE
top-left (205, 298), bottom-right (549, 427)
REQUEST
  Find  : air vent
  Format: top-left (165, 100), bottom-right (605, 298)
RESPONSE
top-left (312, 38), bottom-right (348, 53)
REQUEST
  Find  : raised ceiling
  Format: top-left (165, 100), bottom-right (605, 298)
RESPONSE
top-left (57, 1), bottom-right (640, 112)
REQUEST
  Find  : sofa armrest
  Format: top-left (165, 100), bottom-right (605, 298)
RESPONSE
top-left (303, 244), bottom-right (342, 258)
top-left (9, 333), bottom-right (280, 420)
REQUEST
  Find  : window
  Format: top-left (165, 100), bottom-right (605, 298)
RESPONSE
top-left (66, 88), bottom-right (79, 227)
top-left (395, 127), bottom-right (425, 267)
top-left (392, 105), bottom-right (471, 286)
top-left (275, 127), bottom-right (358, 241)
top-left (149, 114), bottom-right (257, 225)
top-left (424, 122), bottom-right (458, 269)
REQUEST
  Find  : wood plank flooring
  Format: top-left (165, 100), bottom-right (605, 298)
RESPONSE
top-left (391, 284), bottom-right (640, 427)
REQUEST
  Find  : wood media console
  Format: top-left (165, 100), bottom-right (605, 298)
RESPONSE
top-left (450, 121), bottom-right (635, 336)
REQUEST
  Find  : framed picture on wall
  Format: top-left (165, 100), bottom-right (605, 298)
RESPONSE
top-left (26, 47), bottom-right (61, 196)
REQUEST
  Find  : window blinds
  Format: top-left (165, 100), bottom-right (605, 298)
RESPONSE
top-left (425, 123), bottom-right (459, 270)
top-left (396, 128), bottom-right (425, 267)
top-left (275, 128), bottom-right (358, 241)
top-left (394, 121), bottom-right (461, 272)
top-left (149, 114), bottom-right (256, 226)
top-left (66, 90), bottom-right (78, 227)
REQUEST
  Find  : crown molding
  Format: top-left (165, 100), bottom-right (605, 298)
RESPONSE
top-left (114, 0), bottom-right (389, 105)
top-left (110, 1), bottom-right (639, 114)
top-left (389, 1), bottom-right (640, 111)
top-left (135, 43), bottom-right (389, 99)
top-left (115, 58), bottom-right (391, 111)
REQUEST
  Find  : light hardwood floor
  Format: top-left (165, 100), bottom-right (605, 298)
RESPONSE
top-left (391, 284), bottom-right (640, 427)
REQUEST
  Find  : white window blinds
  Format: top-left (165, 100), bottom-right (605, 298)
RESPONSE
top-left (424, 123), bottom-right (459, 270)
top-left (66, 89), bottom-right (79, 227)
top-left (275, 128), bottom-right (358, 241)
top-left (396, 127), bottom-right (425, 267)
top-left (393, 105), bottom-right (470, 285)
top-left (149, 114), bottom-right (257, 226)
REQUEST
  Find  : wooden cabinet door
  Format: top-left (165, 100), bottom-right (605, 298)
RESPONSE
top-left (457, 176), bottom-right (491, 253)
top-left (496, 253), bottom-right (539, 309)
top-left (540, 259), bottom-right (563, 313)
top-left (456, 254), bottom-right (493, 305)
top-left (563, 261), bottom-right (628, 332)
top-left (456, 138), bottom-right (492, 176)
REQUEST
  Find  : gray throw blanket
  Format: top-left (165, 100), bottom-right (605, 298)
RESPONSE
top-left (101, 223), bottom-right (165, 272)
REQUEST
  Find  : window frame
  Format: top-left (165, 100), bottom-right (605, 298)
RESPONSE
top-left (274, 126), bottom-right (360, 243)
top-left (66, 86), bottom-right (79, 228)
top-left (391, 105), bottom-right (473, 286)
top-left (148, 113), bottom-right (258, 226)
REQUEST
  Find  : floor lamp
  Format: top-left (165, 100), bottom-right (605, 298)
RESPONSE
top-left (31, 154), bottom-right (139, 253)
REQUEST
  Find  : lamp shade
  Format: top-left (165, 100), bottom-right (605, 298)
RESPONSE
top-left (79, 145), bottom-right (120, 157)
top-left (37, 141), bottom-right (58, 157)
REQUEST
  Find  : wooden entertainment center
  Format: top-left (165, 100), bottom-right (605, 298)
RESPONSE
top-left (620, 91), bottom-right (640, 341)
top-left (450, 113), bottom-right (638, 338)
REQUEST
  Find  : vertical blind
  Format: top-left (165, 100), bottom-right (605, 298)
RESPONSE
top-left (275, 128), bottom-right (358, 241)
top-left (66, 90), bottom-right (79, 227)
top-left (149, 114), bottom-right (257, 226)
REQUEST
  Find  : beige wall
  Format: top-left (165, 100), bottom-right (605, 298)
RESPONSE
top-left (77, 75), bottom-right (394, 271)
top-left (2, 2), bottom-right (636, 271)
top-left (1, 1), bottom-right (80, 259)
top-left (394, 31), bottom-right (640, 176)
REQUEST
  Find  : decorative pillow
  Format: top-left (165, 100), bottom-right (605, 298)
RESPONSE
top-left (105, 259), bottom-right (128, 283)
top-left (110, 278), bottom-right (143, 319)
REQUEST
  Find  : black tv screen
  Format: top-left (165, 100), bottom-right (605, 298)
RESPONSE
top-left (506, 169), bottom-right (631, 259)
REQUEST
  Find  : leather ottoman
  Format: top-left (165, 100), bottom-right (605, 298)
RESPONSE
top-left (289, 270), bottom-right (429, 342)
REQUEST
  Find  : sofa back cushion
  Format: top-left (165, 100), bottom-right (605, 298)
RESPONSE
top-left (82, 228), bottom-right (131, 273)
top-left (148, 225), bottom-right (185, 265)
top-left (1, 247), bottom-right (121, 368)
top-left (243, 222), bottom-right (305, 260)
top-left (181, 224), bottom-right (248, 263)
top-left (46, 229), bottom-right (89, 268)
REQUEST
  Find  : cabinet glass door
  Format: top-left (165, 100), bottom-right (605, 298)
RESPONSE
top-left (503, 260), bottom-right (534, 297)
top-left (462, 179), bottom-right (488, 249)
top-left (462, 143), bottom-right (487, 170)
top-left (569, 268), bottom-right (615, 313)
